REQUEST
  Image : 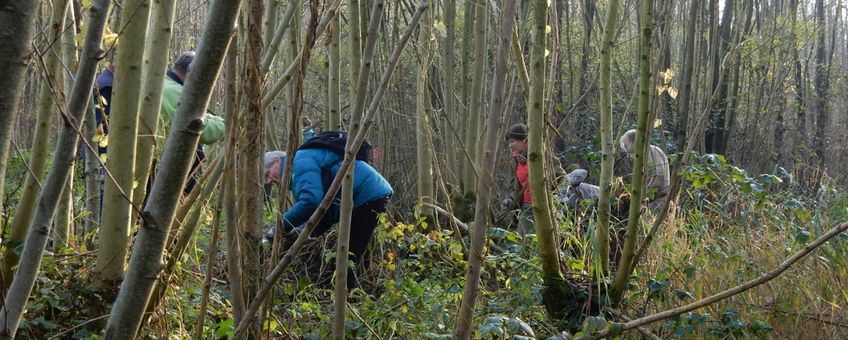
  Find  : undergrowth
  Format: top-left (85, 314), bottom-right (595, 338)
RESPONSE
top-left (8, 153), bottom-right (848, 339)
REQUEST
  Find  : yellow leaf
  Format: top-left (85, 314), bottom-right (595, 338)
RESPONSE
top-left (661, 68), bottom-right (675, 84)
top-left (545, 25), bottom-right (552, 34)
top-left (99, 153), bottom-right (108, 164)
top-left (544, 49), bottom-right (550, 58)
top-left (667, 86), bottom-right (678, 99)
top-left (132, 179), bottom-right (139, 189)
top-left (103, 27), bottom-right (118, 48)
top-left (656, 85), bottom-right (666, 95)
top-left (654, 119), bottom-right (663, 128)
top-left (98, 135), bottom-right (108, 147)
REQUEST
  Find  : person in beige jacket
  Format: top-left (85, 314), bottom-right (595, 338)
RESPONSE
top-left (619, 129), bottom-right (670, 213)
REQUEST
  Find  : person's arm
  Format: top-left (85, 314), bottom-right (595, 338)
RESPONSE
top-left (199, 114), bottom-right (225, 144)
top-left (282, 153), bottom-right (325, 231)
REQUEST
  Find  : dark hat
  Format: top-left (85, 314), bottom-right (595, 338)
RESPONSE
top-left (506, 123), bottom-right (528, 140)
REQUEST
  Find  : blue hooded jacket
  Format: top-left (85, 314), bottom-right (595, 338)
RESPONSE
top-left (281, 147), bottom-right (393, 235)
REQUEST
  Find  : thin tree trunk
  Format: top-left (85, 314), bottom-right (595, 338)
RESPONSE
top-left (131, 0), bottom-right (178, 230)
top-left (0, 0), bottom-right (38, 225)
top-left (415, 2), bottom-right (435, 218)
top-left (349, 0), bottom-right (363, 123)
top-left (461, 0), bottom-right (488, 194)
top-left (527, 0), bottom-right (569, 319)
top-left (596, 0), bottom-right (621, 274)
top-left (223, 41), bottom-right (246, 324)
top-left (611, 0), bottom-right (653, 305)
top-left (442, 0), bottom-right (458, 186)
top-left (677, 0), bottom-right (699, 149)
top-left (261, 0), bottom-right (300, 74)
top-left (102, 0), bottom-right (241, 334)
top-left (327, 14), bottom-right (341, 129)
top-left (95, 0), bottom-right (151, 287)
top-left (332, 0), bottom-right (385, 335)
top-left (195, 198), bottom-right (223, 339)
top-left (54, 0), bottom-right (80, 250)
top-left (705, 0), bottom-right (733, 154)
top-left (237, 0), bottom-right (265, 337)
top-left (452, 0), bottom-right (515, 337)
top-left (1, 0), bottom-right (69, 287)
top-left (0, 0), bottom-right (110, 333)
top-left (813, 0), bottom-right (830, 164)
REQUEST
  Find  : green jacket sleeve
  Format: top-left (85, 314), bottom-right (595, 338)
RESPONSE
top-left (199, 114), bottom-right (225, 144)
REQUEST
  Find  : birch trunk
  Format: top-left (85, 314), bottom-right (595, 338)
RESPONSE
top-left (95, 0), bottom-right (151, 286)
top-left (2, 0), bottom-right (69, 285)
top-left (102, 0), bottom-right (241, 334)
top-left (452, 0), bottom-right (515, 337)
top-left (0, 0), bottom-right (38, 222)
top-left (0, 0), bottom-right (110, 333)
top-left (611, 0), bottom-right (653, 305)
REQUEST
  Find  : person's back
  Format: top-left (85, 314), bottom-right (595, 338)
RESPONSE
top-left (285, 147), bottom-right (393, 235)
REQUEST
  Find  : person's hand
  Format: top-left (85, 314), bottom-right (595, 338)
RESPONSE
top-left (284, 227), bottom-right (302, 240)
top-left (501, 197), bottom-right (514, 209)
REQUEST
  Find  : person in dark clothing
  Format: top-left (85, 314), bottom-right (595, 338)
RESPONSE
top-left (264, 148), bottom-right (393, 289)
top-left (93, 63), bottom-right (115, 155)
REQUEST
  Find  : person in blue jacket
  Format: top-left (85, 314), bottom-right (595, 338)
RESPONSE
top-left (264, 148), bottom-right (393, 288)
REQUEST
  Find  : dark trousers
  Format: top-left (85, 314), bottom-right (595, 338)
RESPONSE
top-left (345, 198), bottom-right (388, 289)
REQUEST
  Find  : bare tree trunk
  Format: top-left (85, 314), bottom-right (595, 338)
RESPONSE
top-left (704, 0), bottom-right (733, 154)
top-left (577, 0), bottom-right (595, 111)
top-left (611, 0), bottom-right (653, 305)
top-left (223, 41), bottom-right (246, 323)
top-left (527, 0), bottom-right (570, 319)
top-left (596, 0), bottom-right (621, 274)
top-left (327, 14), bottom-right (341, 130)
top-left (131, 0), bottom-right (178, 230)
top-left (237, 0), bottom-right (265, 337)
top-left (0, 0), bottom-right (110, 333)
top-left (415, 2), bottom-right (435, 218)
top-left (2, 0), bottom-right (69, 287)
top-left (813, 0), bottom-right (830, 164)
top-left (676, 0), bottom-right (700, 149)
top-left (349, 0), bottom-right (363, 124)
top-left (332, 0), bottom-right (385, 335)
top-left (442, 0), bottom-right (458, 186)
top-left (461, 0), bottom-right (488, 194)
top-left (95, 0), bottom-right (151, 288)
top-left (451, 0), bottom-right (514, 335)
top-left (102, 0), bottom-right (241, 335)
top-left (54, 1), bottom-right (80, 250)
top-left (0, 0), bottom-right (38, 225)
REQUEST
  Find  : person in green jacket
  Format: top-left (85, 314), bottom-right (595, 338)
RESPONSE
top-left (160, 51), bottom-right (226, 194)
